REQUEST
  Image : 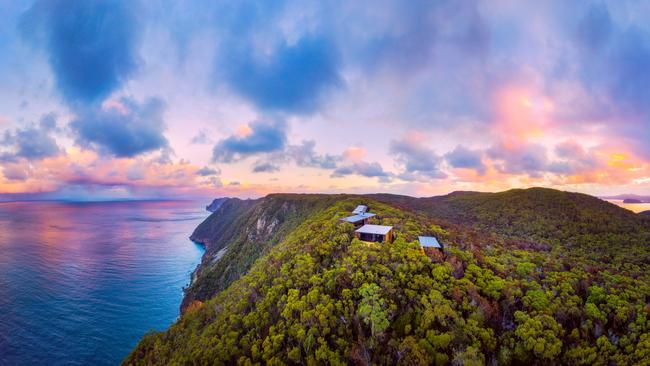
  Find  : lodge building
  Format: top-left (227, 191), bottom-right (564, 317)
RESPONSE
top-left (355, 224), bottom-right (394, 243)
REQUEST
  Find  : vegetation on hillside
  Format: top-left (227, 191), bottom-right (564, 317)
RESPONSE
top-left (375, 188), bottom-right (650, 265)
top-left (125, 192), bottom-right (650, 365)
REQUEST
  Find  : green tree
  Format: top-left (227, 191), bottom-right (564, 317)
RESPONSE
top-left (513, 311), bottom-right (564, 361)
top-left (357, 283), bottom-right (390, 336)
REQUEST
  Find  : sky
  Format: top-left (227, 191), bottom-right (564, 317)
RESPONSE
top-left (1, 0), bottom-right (650, 201)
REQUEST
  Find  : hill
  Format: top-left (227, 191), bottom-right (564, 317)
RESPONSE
top-left (375, 188), bottom-right (647, 239)
top-left (125, 189), bottom-right (650, 365)
top-left (372, 188), bottom-right (650, 264)
top-left (641, 210), bottom-right (650, 217)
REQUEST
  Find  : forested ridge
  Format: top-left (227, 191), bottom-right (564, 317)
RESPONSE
top-left (125, 189), bottom-right (650, 365)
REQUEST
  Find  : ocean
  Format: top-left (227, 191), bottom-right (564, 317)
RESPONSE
top-left (0, 201), bottom-right (206, 365)
top-left (605, 199), bottom-right (650, 213)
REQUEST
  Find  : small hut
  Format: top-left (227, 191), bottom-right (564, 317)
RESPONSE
top-left (418, 236), bottom-right (442, 254)
top-left (355, 224), bottom-right (394, 243)
top-left (339, 213), bottom-right (376, 228)
top-left (352, 205), bottom-right (368, 215)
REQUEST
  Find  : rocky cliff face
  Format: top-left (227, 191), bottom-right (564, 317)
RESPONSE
top-left (182, 194), bottom-right (343, 312)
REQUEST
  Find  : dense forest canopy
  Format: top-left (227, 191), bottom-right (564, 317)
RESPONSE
top-left (125, 189), bottom-right (650, 365)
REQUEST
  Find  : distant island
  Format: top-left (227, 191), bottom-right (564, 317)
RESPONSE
top-left (602, 194), bottom-right (650, 203)
top-left (206, 198), bottom-right (230, 212)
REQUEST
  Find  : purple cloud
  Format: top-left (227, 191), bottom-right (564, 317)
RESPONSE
top-left (390, 137), bottom-right (446, 181)
top-left (212, 120), bottom-right (287, 163)
top-left (445, 145), bottom-right (486, 175)
top-left (70, 97), bottom-right (168, 158)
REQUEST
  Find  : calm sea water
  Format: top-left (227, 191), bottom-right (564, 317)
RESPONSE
top-left (0, 201), bottom-right (206, 365)
top-left (606, 199), bottom-right (650, 213)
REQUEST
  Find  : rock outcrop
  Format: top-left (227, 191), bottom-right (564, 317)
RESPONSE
top-left (205, 197), bottom-right (230, 212)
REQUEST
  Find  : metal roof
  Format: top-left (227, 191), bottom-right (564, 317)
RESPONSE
top-left (355, 224), bottom-right (393, 235)
top-left (418, 236), bottom-right (442, 248)
top-left (340, 213), bottom-right (376, 223)
top-left (352, 205), bottom-right (368, 214)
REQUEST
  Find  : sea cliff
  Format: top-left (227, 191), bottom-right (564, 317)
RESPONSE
top-left (182, 194), bottom-right (342, 312)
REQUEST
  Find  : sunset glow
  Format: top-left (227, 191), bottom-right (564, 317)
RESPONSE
top-left (1, 1), bottom-right (650, 200)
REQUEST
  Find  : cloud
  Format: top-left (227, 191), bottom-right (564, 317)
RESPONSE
top-left (2, 164), bottom-right (31, 181)
top-left (600, 29), bottom-right (650, 115)
top-left (212, 120), bottom-right (287, 162)
top-left (1, 113), bottom-right (61, 161)
top-left (126, 164), bottom-right (145, 181)
top-left (487, 142), bottom-right (549, 178)
top-left (235, 139), bottom-right (339, 173)
top-left (445, 145), bottom-right (486, 174)
top-left (207, 176), bottom-right (223, 188)
top-left (190, 129), bottom-right (213, 145)
top-left (287, 140), bottom-right (339, 169)
top-left (221, 35), bottom-right (341, 113)
top-left (252, 162), bottom-right (280, 173)
top-left (485, 140), bottom-right (608, 179)
top-left (321, 147), bottom-right (381, 179)
top-left (70, 97), bottom-right (168, 157)
top-left (196, 166), bottom-right (220, 176)
top-left (0, 146), bottom-right (230, 200)
top-left (359, 0), bottom-right (488, 73)
top-left (575, 2), bottom-right (612, 53)
top-left (20, 0), bottom-right (141, 105)
top-left (332, 161), bottom-right (391, 182)
top-left (8, 0), bottom-right (650, 196)
top-left (570, 3), bottom-right (650, 159)
top-left (390, 136), bottom-right (446, 181)
top-left (547, 140), bottom-right (598, 175)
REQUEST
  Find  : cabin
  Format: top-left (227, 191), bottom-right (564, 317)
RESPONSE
top-left (352, 205), bottom-right (368, 215)
top-left (340, 213), bottom-right (376, 228)
top-left (355, 224), bottom-right (394, 243)
top-left (418, 236), bottom-right (442, 254)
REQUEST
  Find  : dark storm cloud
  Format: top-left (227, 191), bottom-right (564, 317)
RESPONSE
top-left (20, 0), bottom-right (141, 105)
